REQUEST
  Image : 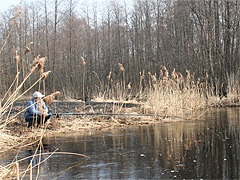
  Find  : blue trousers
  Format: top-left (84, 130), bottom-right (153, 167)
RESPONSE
top-left (25, 114), bottom-right (52, 128)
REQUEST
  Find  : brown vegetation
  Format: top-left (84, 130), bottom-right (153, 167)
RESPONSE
top-left (1, 0), bottom-right (240, 100)
top-left (1, 0), bottom-right (240, 179)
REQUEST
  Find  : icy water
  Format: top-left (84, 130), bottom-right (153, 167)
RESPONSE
top-left (1, 107), bottom-right (240, 179)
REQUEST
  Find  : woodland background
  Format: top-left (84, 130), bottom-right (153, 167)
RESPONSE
top-left (0, 0), bottom-right (239, 100)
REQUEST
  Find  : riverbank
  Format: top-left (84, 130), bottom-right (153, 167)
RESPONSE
top-left (0, 96), bottom-right (238, 179)
top-left (1, 99), bottom-right (192, 155)
top-left (1, 94), bottom-right (238, 155)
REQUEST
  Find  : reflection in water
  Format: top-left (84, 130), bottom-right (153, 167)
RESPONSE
top-left (27, 149), bottom-right (44, 165)
top-left (1, 108), bottom-right (240, 179)
top-left (20, 144), bottom-right (52, 178)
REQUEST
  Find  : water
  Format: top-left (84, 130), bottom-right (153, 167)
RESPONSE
top-left (1, 107), bottom-right (240, 179)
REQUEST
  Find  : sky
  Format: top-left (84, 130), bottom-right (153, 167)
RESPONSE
top-left (0, 0), bottom-right (25, 12)
top-left (0, 0), bottom-right (133, 13)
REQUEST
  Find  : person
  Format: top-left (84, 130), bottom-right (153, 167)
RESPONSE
top-left (25, 91), bottom-right (52, 128)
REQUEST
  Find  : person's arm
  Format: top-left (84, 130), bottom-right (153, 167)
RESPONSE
top-left (42, 101), bottom-right (48, 112)
top-left (40, 100), bottom-right (49, 116)
top-left (26, 100), bottom-right (41, 116)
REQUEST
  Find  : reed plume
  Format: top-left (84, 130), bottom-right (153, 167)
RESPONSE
top-left (118, 63), bottom-right (125, 72)
top-left (24, 42), bottom-right (33, 55)
top-left (41, 71), bottom-right (51, 80)
top-left (9, 7), bottom-right (21, 26)
top-left (31, 55), bottom-right (46, 74)
top-left (186, 69), bottom-right (191, 80)
top-left (14, 50), bottom-right (20, 63)
top-left (127, 82), bottom-right (132, 90)
top-left (24, 47), bottom-right (30, 55)
top-left (107, 71), bottom-right (112, 81)
top-left (171, 68), bottom-right (178, 80)
top-left (161, 65), bottom-right (169, 78)
top-left (81, 56), bottom-right (86, 66)
top-left (43, 91), bottom-right (61, 105)
top-left (14, 7), bottom-right (21, 18)
top-left (37, 57), bottom-right (46, 75)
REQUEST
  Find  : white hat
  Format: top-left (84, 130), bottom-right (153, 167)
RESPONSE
top-left (32, 91), bottom-right (45, 98)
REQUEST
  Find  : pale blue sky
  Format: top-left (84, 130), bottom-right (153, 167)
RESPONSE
top-left (0, 0), bottom-right (133, 13)
top-left (0, 0), bottom-right (23, 12)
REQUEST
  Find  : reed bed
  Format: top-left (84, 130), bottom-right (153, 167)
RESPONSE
top-left (92, 62), bottom-right (240, 118)
top-left (144, 66), bottom-right (240, 118)
top-left (144, 67), bottom-right (207, 117)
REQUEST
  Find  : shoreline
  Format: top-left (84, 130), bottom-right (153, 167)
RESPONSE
top-left (0, 97), bottom-right (218, 156)
top-left (0, 114), bottom-right (188, 156)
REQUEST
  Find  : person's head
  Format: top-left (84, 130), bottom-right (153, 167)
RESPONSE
top-left (32, 91), bottom-right (44, 101)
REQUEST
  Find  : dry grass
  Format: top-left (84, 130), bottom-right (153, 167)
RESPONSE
top-left (144, 67), bottom-right (240, 118)
top-left (92, 64), bottom-right (240, 118)
top-left (145, 67), bottom-right (206, 117)
top-left (0, 10), bottom-right (60, 177)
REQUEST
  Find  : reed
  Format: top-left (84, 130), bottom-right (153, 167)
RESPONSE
top-left (145, 67), bottom-right (207, 117)
top-left (43, 91), bottom-right (61, 105)
top-left (0, 8), bottom-right (83, 180)
top-left (81, 57), bottom-right (86, 100)
top-left (0, 14), bottom-right (57, 178)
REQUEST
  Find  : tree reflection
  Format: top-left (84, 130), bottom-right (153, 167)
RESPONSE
top-left (107, 109), bottom-right (240, 179)
top-left (34, 108), bottom-right (240, 179)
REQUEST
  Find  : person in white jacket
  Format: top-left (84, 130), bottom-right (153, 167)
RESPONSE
top-left (25, 91), bottom-right (52, 128)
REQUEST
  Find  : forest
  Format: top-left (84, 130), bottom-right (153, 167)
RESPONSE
top-left (0, 0), bottom-right (240, 100)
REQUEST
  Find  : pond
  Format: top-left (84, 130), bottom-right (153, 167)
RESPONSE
top-left (1, 107), bottom-right (240, 179)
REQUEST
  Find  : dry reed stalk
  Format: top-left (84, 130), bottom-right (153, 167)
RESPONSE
top-left (2, 50), bottom-right (21, 125)
top-left (30, 162), bottom-right (32, 180)
top-left (0, 73), bottom-right (48, 123)
top-left (1, 55), bottom-right (45, 113)
top-left (1, 72), bottom-right (20, 102)
top-left (138, 71), bottom-right (145, 99)
top-left (16, 162), bottom-right (19, 180)
top-left (0, 134), bottom-right (46, 179)
top-left (81, 57), bottom-right (86, 101)
top-left (93, 71), bottom-right (104, 92)
top-left (18, 151), bottom-right (89, 162)
top-left (106, 71), bottom-right (113, 99)
top-left (14, 50), bottom-right (20, 89)
top-left (117, 63), bottom-right (126, 99)
top-left (18, 150), bottom-right (88, 178)
top-left (41, 71), bottom-right (52, 94)
top-left (14, 50), bottom-right (20, 63)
